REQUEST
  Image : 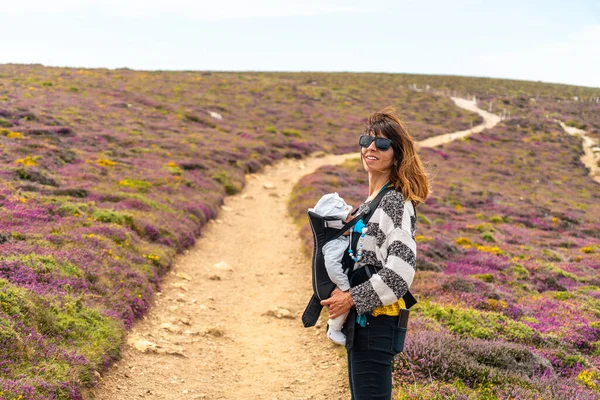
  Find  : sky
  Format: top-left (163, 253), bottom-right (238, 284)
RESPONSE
top-left (1, 0), bottom-right (599, 87)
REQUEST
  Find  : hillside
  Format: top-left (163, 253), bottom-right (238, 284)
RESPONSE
top-left (0, 64), bottom-right (598, 399)
top-left (289, 100), bottom-right (600, 398)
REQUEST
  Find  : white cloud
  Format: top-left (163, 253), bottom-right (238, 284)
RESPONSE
top-left (4, 0), bottom-right (366, 20)
top-left (471, 25), bottom-right (600, 87)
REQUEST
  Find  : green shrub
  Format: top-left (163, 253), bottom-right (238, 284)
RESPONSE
top-left (282, 128), bottom-right (302, 137)
top-left (93, 209), bottom-right (134, 227)
top-left (509, 264), bottom-right (530, 280)
top-left (474, 273), bottom-right (495, 283)
top-left (212, 171), bottom-right (240, 195)
top-left (118, 178), bottom-right (151, 192)
top-left (490, 215), bottom-right (508, 223)
top-left (5, 254), bottom-right (84, 278)
top-left (542, 263), bottom-right (579, 281)
top-left (418, 214), bottom-right (431, 225)
top-left (553, 291), bottom-right (574, 300)
top-left (56, 202), bottom-right (92, 217)
top-left (542, 249), bottom-right (563, 262)
top-left (265, 126), bottom-right (277, 134)
top-left (419, 301), bottom-right (537, 343)
top-left (565, 120), bottom-right (587, 130)
top-left (0, 279), bottom-right (33, 317)
top-left (481, 231), bottom-right (496, 243)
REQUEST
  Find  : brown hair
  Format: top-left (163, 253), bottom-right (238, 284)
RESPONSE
top-left (364, 107), bottom-right (430, 206)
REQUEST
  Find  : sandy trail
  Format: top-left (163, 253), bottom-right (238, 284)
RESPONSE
top-left (83, 153), bottom-right (358, 400)
top-left (418, 97), bottom-right (501, 148)
top-left (559, 122), bottom-right (600, 184)
top-left (83, 99), bottom-right (500, 400)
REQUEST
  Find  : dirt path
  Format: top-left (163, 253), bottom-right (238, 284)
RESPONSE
top-left (418, 97), bottom-right (501, 148)
top-left (83, 99), bottom-right (499, 400)
top-left (558, 122), bottom-right (600, 184)
top-left (83, 153), bottom-right (357, 400)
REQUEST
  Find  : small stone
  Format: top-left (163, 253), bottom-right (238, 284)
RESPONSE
top-left (241, 194), bottom-right (254, 200)
top-left (166, 348), bottom-right (187, 357)
top-left (205, 327), bottom-right (225, 337)
top-left (161, 322), bottom-right (183, 334)
top-left (171, 282), bottom-right (189, 291)
top-left (209, 275), bottom-right (222, 281)
top-left (176, 294), bottom-right (187, 302)
top-left (208, 111), bottom-right (223, 120)
top-left (129, 337), bottom-right (158, 353)
top-left (176, 272), bottom-right (192, 281)
top-left (263, 182), bottom-right (275, 189)
top-left (263, 307), bottom-right (295, 319)
top-left (213, 261), bottom-right (233, 271)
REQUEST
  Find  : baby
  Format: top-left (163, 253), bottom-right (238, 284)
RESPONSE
top-left (309, 192), bottom-right (353, 346)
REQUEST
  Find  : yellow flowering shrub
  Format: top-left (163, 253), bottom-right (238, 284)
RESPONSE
top-left (97, 158), bottom-right (116, 167)
top-left (416, 235), bottom-right (433, 242)
top-left (577, 369), bottom-right (600, 390)
top-left (476, 245), bottom-right (505, 256)
top-left (7, 131), bottom-right (23, 139)
top-left (456, 237), bottom-right (472, 245)
top-left (15, 156), bottom-right (39, 166)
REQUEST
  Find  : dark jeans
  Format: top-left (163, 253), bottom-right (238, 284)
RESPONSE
top-left (347, 314), bottom-right (405, 400)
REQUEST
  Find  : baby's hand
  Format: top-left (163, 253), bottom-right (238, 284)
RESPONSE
top-left (342, 210), bottom-right (354, 235)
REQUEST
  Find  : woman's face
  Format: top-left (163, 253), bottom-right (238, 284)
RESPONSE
top-left (361, 133), bottom-right (395, 174)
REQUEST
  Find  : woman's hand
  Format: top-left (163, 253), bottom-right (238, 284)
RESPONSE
top-left (320, 288), bottom-right (354, 318)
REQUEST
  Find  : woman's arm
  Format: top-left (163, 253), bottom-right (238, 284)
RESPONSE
top-left (349, 193), bottom-right (416, 315)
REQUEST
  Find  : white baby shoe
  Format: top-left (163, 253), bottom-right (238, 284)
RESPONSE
top-left (327, 327), bottom-right (346, 346)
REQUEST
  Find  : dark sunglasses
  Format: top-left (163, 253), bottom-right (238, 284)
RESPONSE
top-left (359, 135), bottom-right (393, 151)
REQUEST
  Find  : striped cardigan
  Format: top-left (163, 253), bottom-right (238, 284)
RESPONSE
top-left (349, 190), bottom-right (417, 315)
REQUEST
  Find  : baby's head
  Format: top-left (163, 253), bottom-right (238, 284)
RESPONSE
top-left (312, 192), bottom-right (353, 223)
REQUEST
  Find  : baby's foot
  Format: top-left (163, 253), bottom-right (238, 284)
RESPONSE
top-left (327, 327), bottom-right (346, 346)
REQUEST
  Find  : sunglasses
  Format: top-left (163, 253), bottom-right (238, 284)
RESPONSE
top-left (359, 135), bottom-right (393, 151)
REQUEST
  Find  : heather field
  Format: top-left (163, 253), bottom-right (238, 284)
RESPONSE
top-left (0, 64), bottom-right (485, 399)
top-left (289, 118), bottom-right (600, 397)
top-left (0, 64), bottom-right (598, 399)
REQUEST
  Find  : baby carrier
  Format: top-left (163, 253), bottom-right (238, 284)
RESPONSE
top-left (301, 186), bottom-right (417, 332)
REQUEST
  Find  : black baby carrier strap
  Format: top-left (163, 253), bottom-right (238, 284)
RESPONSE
top-left (301, 185), bottom-right (416, 328)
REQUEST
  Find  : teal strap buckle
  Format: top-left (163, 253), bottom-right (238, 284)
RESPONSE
top-left (356, 313), bottom-right (367, 327)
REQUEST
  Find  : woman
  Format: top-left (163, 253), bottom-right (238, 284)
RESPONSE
top-left (321, 107), bottom-right (429, 399)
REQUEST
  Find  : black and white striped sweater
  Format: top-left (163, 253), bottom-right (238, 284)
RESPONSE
top-left (349, 190), bottom-right (417, 315)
